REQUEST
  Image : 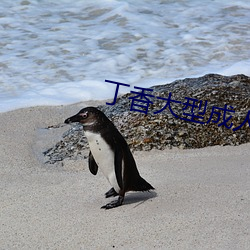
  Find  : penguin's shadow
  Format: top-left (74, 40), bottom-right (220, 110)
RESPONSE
top-left (123, 191), bottom-right (157, 208)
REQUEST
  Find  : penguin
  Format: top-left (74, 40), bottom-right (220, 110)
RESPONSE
top-left (64, 106), bottom-right (154, 209)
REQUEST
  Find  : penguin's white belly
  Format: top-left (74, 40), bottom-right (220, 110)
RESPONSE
top-left (85, 131), bottom-right (120, 193)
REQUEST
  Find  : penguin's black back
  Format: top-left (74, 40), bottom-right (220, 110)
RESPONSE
top-left (98, 114), bottom-right (154, 192)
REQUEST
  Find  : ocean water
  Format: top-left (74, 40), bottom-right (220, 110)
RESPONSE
top-left (0, 0), bottom-right (250, 112)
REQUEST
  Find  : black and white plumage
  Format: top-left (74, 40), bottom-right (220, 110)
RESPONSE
top-left (65, 107), bottom-right (154, 209)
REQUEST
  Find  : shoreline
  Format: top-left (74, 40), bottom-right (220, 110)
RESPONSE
top-left (0, 102), bottom-right (249, 249)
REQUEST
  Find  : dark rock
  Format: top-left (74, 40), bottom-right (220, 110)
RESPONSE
top-left (43, 74), bottom-right (250, 164)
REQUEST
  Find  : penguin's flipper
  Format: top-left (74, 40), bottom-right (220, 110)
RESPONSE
top-left (101, 196), bottom-right (124, 209)
top-left (88, 151), bottom-right (98, 175)
top-left (114, 146), bottom-right (124, 190)
top-left (105, 187), bottom-right (118, 198)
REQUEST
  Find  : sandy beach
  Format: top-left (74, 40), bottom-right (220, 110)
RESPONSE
top-left (0, 101), bottom-right (249, 249)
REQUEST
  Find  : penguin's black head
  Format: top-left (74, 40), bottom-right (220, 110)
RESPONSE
top-left (65, 107), bottom-right (109, 130)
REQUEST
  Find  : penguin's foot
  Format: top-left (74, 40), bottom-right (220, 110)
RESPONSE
top-left (101, 196), bottom-right (124, 209)
top-left (105, 187), bottom-right (118, 198)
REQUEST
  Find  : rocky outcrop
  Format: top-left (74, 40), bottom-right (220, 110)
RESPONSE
top-left (44, 74), bottom-right (250, 163)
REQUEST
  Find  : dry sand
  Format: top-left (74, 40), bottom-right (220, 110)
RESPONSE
top-left (0, 101), bottom-right (249, 249)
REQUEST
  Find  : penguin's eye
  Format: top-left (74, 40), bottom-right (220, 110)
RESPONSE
top-left (79, 112), bottom-right (88, 119)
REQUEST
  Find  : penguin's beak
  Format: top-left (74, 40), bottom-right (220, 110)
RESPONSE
top-left (64, 114), bottom-right (81, 124)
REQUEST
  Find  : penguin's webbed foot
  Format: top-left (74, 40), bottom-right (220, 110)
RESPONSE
top-left (105, 187), bottom-right (118, 198)
top-left (101, 196), bottom-right (124, 209)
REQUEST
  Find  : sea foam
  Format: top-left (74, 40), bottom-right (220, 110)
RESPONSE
top-left (0, 0), bottom-right (249, 112)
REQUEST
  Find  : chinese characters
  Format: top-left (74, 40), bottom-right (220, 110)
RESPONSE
top-left (105, 79), bottom-right (249, 131)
